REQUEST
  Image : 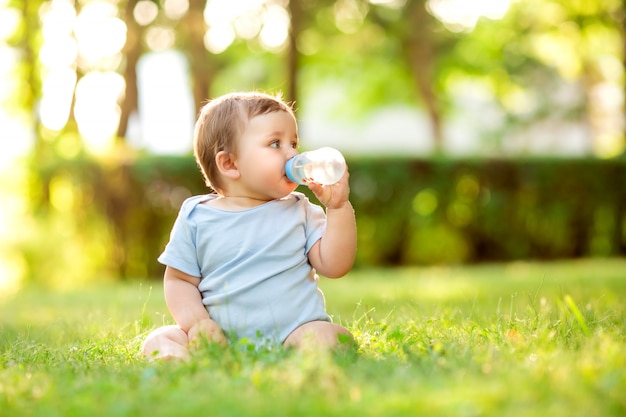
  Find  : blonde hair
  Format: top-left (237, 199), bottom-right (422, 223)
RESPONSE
top-left (193, 91), bottom-right (295, 194)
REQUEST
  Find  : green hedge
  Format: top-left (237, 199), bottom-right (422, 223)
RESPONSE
top-left (348, 157), bottom-right (626, 265)
top-left (32, 155), bottom-right (626, 280)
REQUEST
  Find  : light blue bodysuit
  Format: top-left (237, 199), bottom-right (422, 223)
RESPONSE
top-left (158, 192), bottom-right (331, 346)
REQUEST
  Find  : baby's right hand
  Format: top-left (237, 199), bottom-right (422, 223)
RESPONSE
top-left (307, 170), bottom-right (351, 209)
top-left (188, 318), bottom-right (228, 347)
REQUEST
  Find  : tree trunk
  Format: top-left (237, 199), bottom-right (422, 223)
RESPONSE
top-left (117, 0), bottom-right (142, 141)
top-left (184, 0), bottom-right (215, 114)
top-left (403, 0), bottom-right (444, 154)
top-left (287, 0), bottom-right (303, 106)
top-left (21, 0), bottom-right (52, 209)
top-left (622, 0), bottom-right (626, 158)
top-left (21, 0), bottom-right (43, 150)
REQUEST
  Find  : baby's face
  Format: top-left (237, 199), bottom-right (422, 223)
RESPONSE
top-left (233, 110), bottom-right (300, 200)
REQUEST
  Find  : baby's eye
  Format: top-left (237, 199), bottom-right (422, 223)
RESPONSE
top-left (270, 140), bottom-right (280, 149)
top-left (291, 142), bottom-right (298, 149)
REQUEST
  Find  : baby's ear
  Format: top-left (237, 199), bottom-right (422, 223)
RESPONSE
top-left (215, 151), bottom-right (240, 180)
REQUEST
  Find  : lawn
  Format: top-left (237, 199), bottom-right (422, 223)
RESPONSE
top-left (1, 259), bottom-right (625, 417)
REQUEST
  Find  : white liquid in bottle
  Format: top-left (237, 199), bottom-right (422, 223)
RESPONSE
top-left (286, 147), bottom-right (346, 185)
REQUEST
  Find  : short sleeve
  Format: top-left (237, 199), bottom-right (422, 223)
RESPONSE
top-left (157, 200), bottom-right (202, 277)
top-left (303, 199), bottom-right (326, 254)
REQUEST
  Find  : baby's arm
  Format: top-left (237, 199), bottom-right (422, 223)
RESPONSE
top-left (163, 266), bottom-right (227, 345)
top-left (307, 171), bottom-right (357, 278)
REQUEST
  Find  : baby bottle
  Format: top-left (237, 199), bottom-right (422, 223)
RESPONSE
top-left (285, 147), bottom-right (346, 185)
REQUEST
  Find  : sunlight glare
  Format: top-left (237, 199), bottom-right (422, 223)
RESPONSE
top-left (0, 113), bottom-right (33, 170)
top-left (163, 0), bottom-right (189, 20)
top-left (234, 13), bottom-right (262, 40)
top-left (259, 4), bottom-right (289, 49)
top-left (203, 0), bottom-right (288, 52)
top-left (134, 51), bottom-right (194, 154)
top-left (39, 35), bottom-right (78, 69)
top-left (597, 55), bottom-right (622, 84)
top-left (133, 0), bottom-right (158, 26)
top-left (146, 26), bottom-right (176, 51)
top-left (0, 46), bottom-right (18, 94)
top-left (427, 0), bottom-right (511, 32)
top-left (39, 0), bottom-right (77, 75)
top-left (0, 166), bottom-right (28, 296)
top-left (368, 0), bottom-right (406, 7)
top-left (74, 72), bottom-right (125, 153)
top-left (204, 0), bottom-right (265, 26)
top-left (0, 40), bottom-right (31, 169)
top-left (590, 81), bottom-right (625, 158)
top-left (204, 23), bottom-right (236, 54)
top-left (40, 0), bottom-right (76, 38)
top-left (594, 132), bottom-right (625, 159)
top-left (40, 68), bottom-right (77, 131)
top-left (531, 32), bottom-right (580, 80)
top-left (75, 1), bottom-right (126, 64)
top-left (38, 0), bottom-right (77, 132)
top-left (0, 6), bottom-right (19, 40)
top-left (0, 251), bottom-right (25, 297)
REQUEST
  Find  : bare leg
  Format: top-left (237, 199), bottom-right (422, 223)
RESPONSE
top-left (283, 321), bottom-right (354, 350)
top-left (142, 325), bottom-right (190, 361)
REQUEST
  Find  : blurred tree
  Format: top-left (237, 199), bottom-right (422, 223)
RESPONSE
top-left (507, 0), bottom-right (615, 154)
top-left (14, 0), bottom-right (41, 129)
top-left (179, 0), bottom-right (220, 110)
top-left (3, 0), bottom-right (626, 286)
top-left (295, 0), bottom-right (417, 119)
top-left (116, 0), bottom-right (219, 137)
top-left (14, 0), bottom-right (51, 210)
top-left (117, 0), bottom-right (143, 140)
top-left (286, 0), bottom-right (302, 104)
top-left (365, 0), bottom-right (450, 153)
top-left (8, 0), bottom-right (625, 155)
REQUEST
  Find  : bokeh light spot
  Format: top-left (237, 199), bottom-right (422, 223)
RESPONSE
top-left (134, 0), bottom-right (158, 26)
top-left (413, 189), bottom-right (439, 216)
top-left (456, 174), bottom-right (480, 202)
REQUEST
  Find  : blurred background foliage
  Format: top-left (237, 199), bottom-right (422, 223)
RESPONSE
top-left (0, 0), bottom-right (625, 292)
top-left (24, 155), bottom-right (626, 283)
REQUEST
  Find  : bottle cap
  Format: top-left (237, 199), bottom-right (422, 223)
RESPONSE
top-left (285, 156), bottom-right (298, 183)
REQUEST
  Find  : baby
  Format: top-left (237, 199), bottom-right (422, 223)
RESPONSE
top-left (142, 92), bottom-right (357, 360)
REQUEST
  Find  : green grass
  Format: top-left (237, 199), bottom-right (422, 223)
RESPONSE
top-left (1, 259), bottom-right (625, 416)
